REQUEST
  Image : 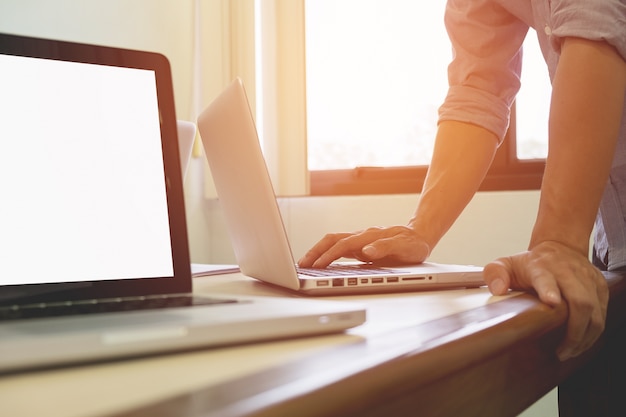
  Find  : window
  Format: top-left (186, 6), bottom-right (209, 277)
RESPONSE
top-left (256, 0), bottom-right (548, 196)
top-left (515, 35), bottom-right (551, 160)
top-left (305, 0), bottom-right (449, 170)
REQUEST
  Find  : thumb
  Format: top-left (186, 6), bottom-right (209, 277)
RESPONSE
top-left (483, 259), bottom-right (513, 295)
top-left (363, 238), bottom-right (429, 264)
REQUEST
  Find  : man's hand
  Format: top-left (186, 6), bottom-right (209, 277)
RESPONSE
top-left (297, 225), bottom-right (430, 268)
top-left (484, 241), bottom-right (609, 361)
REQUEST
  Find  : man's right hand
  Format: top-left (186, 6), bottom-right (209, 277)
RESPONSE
top-left (297, 225), bottom-right (431, 268)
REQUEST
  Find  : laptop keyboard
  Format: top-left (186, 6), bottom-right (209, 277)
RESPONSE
top-left (297, 264), bottom-right (395, 277)
top-left (0, 295), bottom-right (238, 322)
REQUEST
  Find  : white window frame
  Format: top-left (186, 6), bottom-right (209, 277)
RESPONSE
top-left (256, 0), bottom-right (309, 196)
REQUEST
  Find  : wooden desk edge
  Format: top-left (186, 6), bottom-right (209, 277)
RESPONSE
top-left (119, 272), bottom-right (626, 417)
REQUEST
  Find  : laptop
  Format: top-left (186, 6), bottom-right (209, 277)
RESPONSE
top-left (0, 33), bottom-right (365, 373)
top-left (197, 78), bottom-right (485, 295)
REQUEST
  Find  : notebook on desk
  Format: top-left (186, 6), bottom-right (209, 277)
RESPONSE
top-left (0, 33), bottom-right (365, 373)
top-left (197, 78), bottom-right (485, 295)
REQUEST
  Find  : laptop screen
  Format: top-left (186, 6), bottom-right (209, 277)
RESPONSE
top-left (0, 33), bottom-right (191, 303)
top-left (1, 54), bottom-right (173, 285)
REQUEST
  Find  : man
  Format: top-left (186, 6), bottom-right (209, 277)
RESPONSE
top-left (299, 0), bottom-right (626, 366)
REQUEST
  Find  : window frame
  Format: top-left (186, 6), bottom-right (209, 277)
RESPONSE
top-left (310, 107), bottom-right (546, 195)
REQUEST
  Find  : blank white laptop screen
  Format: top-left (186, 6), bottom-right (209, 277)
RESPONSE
top-left (0, 54), bottom-right (173, 285)
top-left (0, 34), bottom-right (367, 375)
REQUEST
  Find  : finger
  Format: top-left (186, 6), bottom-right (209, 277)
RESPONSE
top-left (528, 270), bottom-right (562, 306)
top-left (310, 231), bottom-right (383, 268)
top-left (483, 259), bottom-right (513, 295)
top-left (363, 236), bottom-right (430, 264)
top-left (297, 233), bottom-right (354, 267)
top-left (557, 273), bottom-right (608, 360)
top-left (556, 301), bottom-right (592, 361)
top-left (564, 311), bottom-right (603, 359)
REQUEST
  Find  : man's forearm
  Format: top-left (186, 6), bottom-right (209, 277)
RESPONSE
top-left (530, 38), bottom-right (626, 255)
top-left (410, 120), bottom-right (498, 249)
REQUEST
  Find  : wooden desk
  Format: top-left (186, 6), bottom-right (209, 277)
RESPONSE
top-left (2, 272), bottom-right (626, 417)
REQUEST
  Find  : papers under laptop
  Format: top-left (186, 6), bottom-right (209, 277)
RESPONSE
top-left (198, 79), bottom-right (485, 295)
top-left (0, 33), bottom-right (365, 373)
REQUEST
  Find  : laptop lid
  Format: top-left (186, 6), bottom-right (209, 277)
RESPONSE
top-left (0, 32), bottom-right (192, 306)
top-left (198, 79), bottom-right (302, 291)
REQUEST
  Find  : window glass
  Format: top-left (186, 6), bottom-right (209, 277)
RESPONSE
top-left (517, 36), bottom-right (551, 159)
top-left (305, 0), bottom-right (549, 170)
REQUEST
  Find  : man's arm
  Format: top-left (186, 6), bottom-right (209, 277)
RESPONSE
top-left (298, 120), bottom-right (498, 268)
top-left (532, 37), bottom-right (626, 256)
top-left (485, 37), bottom-right (626, 360)
top-left (407, 121), bottom-right (498, 251)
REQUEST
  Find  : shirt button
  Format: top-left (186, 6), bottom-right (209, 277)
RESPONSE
top-left (544, 25), bottom-right (552, 36)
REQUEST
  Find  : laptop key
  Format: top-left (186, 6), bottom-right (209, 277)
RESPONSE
top-left (297, 265), bottom-right (395, 277)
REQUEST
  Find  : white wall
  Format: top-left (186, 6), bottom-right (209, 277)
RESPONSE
top-left (0, 2), bottom-right (556, 415)
top-left (198, 191), bottom-right (540, 265)
top-left (0, 0), bottom-right (196, 120)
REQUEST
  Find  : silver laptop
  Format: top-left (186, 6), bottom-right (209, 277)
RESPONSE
top-left (197, 78), bottom-right (485, 295)
top-left (0, 33), bottom-right (365, 373)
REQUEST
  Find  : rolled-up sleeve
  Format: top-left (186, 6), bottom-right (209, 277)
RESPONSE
top-left (439, 0), bottom-right (529, 143)
top-left (550, 0), bottom-right (626, 61)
